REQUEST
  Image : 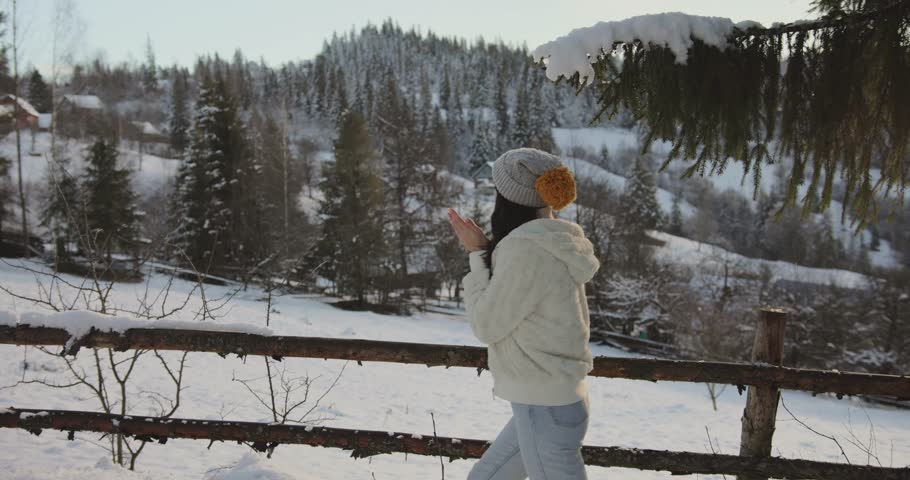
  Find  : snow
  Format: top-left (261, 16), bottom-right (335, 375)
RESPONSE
top-left (650, 231), bottom-right (872, 290)
top-left (131, 121), bottom-right (163, 136)
top-left (203, 453), bottom-right (300, 480)
top-left (38, 114), bottom-right (52, 129)
top-left (533, 13), bottom-right (751, 84)
top-left (63, 95), bottom-right (104, 110)
top-left (1, 309), bottom-right (273, 350)
top-left (0, 260), bottom-right (908, 479)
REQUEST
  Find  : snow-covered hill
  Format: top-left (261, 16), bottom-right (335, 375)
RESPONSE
top-left (0, 259), bottom-right (907, 479)
top-left (553, 126), bottom-right (903, 271)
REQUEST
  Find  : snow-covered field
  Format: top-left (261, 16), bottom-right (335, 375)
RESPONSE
top-left (0, 259), bottom-right (908, 479)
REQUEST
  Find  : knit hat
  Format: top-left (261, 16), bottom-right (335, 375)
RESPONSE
top-left (492, 148), bottom-right (577, 210)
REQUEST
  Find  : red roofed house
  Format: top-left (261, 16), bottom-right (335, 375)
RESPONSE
top-left (0, 94), bottom-right (40, 131)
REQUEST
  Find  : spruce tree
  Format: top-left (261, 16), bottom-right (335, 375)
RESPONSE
top-left (469, 117), bottom-right (495, 174)
top-left (143, 35), bottom-right (157, 93)
top-left (40, 157), bottom-right (81, 262)
top-left (668, 196), bottom-right (684, 236)
top-left (253, 113), bottom-right (308, 262)
top-left (172, 79), bottom-right (245, 270)
top-left (618, 159), bottom-right (663, 234)
top-left (439, 67), bottom-right (451, 112)
top-left (526, 71), bottom-right (556, 152)
top-left (510, 71), bottom-right (531, 149)
top-left (375, 70), bottom-right (423, 279)
top-left (0, 155), bottom-right (10, 243)
top-left (314, 111), bottom-right (386, 304)
top-left (494, 74), bottom-right (509, 138)
top-left (168, 69), bottom-right (190, 154)
top-left (27, 70), bottom-right (52, 113)
top-left (82, 140), bottom-right (138, 261)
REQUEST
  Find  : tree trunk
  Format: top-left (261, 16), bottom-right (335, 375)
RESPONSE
top-left (12, 0), bottom-right (28, 257)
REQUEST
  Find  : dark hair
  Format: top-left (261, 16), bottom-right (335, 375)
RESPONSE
top-left (483, 190), bottom-right (540, 272)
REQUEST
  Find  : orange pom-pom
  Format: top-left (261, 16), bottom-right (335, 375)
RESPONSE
top-left (534, 166), bottom-right (576, 210)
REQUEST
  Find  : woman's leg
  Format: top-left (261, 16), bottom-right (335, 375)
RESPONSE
top-left (511, 398), bottom-right (589, 480)
top-left (467, 415), bottom-right (527, 480)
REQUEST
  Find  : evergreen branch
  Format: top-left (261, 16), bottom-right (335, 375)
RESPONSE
top-left (733, 0), bottom-right (910, 38)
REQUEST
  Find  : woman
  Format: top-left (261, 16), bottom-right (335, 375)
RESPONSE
top-left (448, 148), bottom-right (600, 480)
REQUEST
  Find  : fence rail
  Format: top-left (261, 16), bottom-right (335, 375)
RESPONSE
top-left (1, 324), bottom-right (907, 398)
top-left (3, 407), bottom-right (907, 480)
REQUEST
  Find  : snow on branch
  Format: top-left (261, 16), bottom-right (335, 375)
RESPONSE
top-left (532, 12), bottom-right (762, 84)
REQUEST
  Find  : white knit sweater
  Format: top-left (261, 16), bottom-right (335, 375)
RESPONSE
top-left (463, 218), bottom-right (600, 406)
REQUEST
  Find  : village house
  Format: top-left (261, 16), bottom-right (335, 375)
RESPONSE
top-left (0, 95), bottom-right (40, 132)
top-left (56, 94), bottom-right (108, 138)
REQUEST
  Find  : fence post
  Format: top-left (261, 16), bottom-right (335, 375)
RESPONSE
top-left (739, 308), bottom-right (787, 480)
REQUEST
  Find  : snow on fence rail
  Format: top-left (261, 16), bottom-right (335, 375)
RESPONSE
top-left (0, 312), bottom-right (907, 399)
top-left (2, 407), bottom-right (908, 480)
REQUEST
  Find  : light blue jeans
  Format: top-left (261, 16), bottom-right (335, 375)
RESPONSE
top-left (468, 398), bottom-right (589, 480)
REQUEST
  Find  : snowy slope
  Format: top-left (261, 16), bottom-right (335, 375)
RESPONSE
top-left (1, 259), bottom-right (907, 479)
top-left (565, 156), bottom-right (697, 217)
top-left (554, 126), bottom-right (903, 270)
top-left (650, 231), bottom-right (871, 289)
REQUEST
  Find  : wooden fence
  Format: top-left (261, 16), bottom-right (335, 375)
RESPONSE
top-left (1, 309), bottom-right (909, 479)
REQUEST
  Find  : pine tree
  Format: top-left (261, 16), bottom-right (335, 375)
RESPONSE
top-left (314, 111), bottom-right (386, 303)
top-left (668, 195), bottom-right (684, 236)
top-left (312, 55), bottom-right (328, 116)
top-left (375, 70), bottom-right (423, 279)
top-left (418, 67), bottom-right (433, 127)
top-left (168, 69), bottom-right (190, 154)
top-left (27, 70), bottom-right (52, 113)
top-left (469, 117), bottom-right (495, 174)
top-left (430, 107), bottom-right (454, 170)
top-left (526, 71), bottom-right (556, 152)
top-left (510, 71), bottom-right (531, 149)
top-left (0, 12), bottom-right (11, 93)
top-left (598, 146), bottom-right (611, 168)
top-left (0, 155), bottom-right (11, 243)
top-left (143, 34), bottom-right (157, 93)
top-left (40, 157), bottom-right (81, 262)
top-left (82, 140), bottom-right (138, 261)
top-left (810, 213), bottom-right (845, 268)
top-left (172, 79), bottom-right (246, 270)
top-left (253, 113), bottom-right (308, 261)
top-left (494, 74), bottom-right (509, 139)
top-left (331, 65), bottom-right (348, 123)
top-left (439, 67), bottom-right (451, 112)
top-left (615, 159), bottom-right (662, 272)
top-left (618, 159), bottom-right (662, 234)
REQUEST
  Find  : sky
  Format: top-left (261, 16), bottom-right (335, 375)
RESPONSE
top-left (15, 0), bottom-right (816, 73)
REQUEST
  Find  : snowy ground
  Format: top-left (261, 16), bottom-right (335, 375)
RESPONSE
top-left (0, 259), bottom-right (908, 479)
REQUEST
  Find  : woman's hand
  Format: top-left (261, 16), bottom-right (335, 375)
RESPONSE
top-left (447, 208), bottom-right (490, 252)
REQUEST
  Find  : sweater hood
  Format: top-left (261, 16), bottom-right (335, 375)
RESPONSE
top-left (503, 218), bottom-right (600, 284)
